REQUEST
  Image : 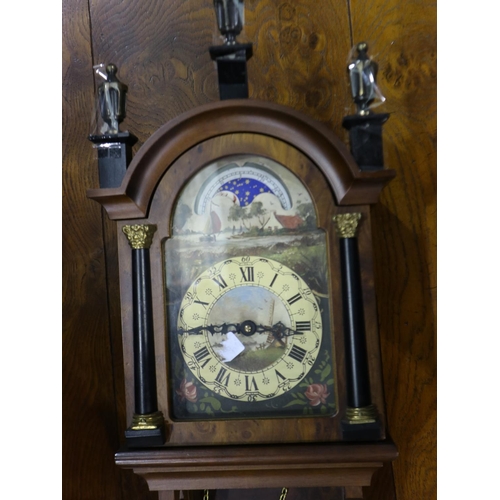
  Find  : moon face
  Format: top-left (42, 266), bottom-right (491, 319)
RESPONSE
top-left (194, 162), bottom-right (293, 215)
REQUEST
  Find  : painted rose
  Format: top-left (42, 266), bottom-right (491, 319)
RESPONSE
top-left (305, 383), bottom-right (330, 406)
top-left (176, 379), bottom-right (197, 403)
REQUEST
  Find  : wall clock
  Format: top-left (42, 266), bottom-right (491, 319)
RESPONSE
top-left (87, 99), bottom-right (398, 499)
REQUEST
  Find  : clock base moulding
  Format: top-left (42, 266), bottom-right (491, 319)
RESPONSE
top-left (115, 440), bottom-right (398, 496)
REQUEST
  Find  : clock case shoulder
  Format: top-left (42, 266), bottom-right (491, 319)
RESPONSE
top-left (87, 99), bottom-right (395, 220)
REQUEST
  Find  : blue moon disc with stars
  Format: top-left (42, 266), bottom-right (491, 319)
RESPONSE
top-left (194, 162), bottom-right (292, 215)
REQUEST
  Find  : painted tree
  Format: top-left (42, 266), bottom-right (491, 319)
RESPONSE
top-left (249, 201), bottom-right (270, 229)
top-left (228, 204), bottom-right (251, 230)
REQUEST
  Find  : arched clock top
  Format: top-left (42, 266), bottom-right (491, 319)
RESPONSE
top-left (87, 99), bottom-right (395, 220)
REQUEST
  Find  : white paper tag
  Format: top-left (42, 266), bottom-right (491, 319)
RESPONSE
top-left (219, 331), bottom-right (245, 362)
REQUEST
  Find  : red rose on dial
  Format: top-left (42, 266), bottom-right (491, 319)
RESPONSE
top-left (177, 379), bottom-right (197, 403)
top-left (305, 383), bottom-right (330, 406)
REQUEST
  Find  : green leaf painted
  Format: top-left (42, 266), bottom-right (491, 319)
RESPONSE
top-left (283, 399), bottom-right (308, 408)
top-left (200, 396), bottom-right (222, 411)
top-left (320, 364), bottom-right (331, 381)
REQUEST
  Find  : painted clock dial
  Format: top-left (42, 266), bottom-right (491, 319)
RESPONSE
top-left (165, 155), bottom-right (336, 420)
top-left (178, 256), bottom-right (322, 402)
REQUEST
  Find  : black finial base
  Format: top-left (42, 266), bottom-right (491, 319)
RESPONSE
top-left (209, 43), bottom-right (253, 100)
top-left (88, 132), bottom-right (138, 188)
top-left (342, 113), bottom-right (389, 171)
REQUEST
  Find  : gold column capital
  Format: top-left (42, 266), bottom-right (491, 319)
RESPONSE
top-left (122, 224), bottom-right (157, 249)
top-left (332, 213), bottom-right (362, 238)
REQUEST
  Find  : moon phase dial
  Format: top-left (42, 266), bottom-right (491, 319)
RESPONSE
top-left (178, 256), bottom-right (323, 402)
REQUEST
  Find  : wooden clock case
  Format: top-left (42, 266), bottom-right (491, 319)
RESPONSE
top-left (88, 99), bottom-right (397, 498)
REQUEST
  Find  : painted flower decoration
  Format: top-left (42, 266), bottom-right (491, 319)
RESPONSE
top-left (176, 379), bottom-right (197, 403)
top-left (305, 383), bottom-right (330, 406)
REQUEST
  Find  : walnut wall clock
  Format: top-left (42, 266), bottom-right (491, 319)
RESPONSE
top-left (87, 98), bottom-right (398, 499)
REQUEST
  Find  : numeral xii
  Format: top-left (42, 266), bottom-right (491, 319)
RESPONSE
top-left (240, 266), bottom-right (254, 282)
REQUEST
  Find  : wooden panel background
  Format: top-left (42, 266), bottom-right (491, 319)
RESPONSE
top-left (62, 0), bottom-right (436, 499)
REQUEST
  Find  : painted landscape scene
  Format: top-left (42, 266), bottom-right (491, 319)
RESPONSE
top-left (165, 156), bottom-right (330, 305)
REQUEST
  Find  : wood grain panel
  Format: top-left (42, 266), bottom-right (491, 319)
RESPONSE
top-left (349, 2), bottom-right (437, 499)
top-left (244, 0), bottom-right (353, 136)
top-left (62, 0), bottom-right (125, 498)
top-left (88, 0), bottom-right (218, 149)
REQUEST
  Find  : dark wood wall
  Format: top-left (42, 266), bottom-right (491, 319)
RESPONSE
top-left (62, 1), bottom-right (436, 499)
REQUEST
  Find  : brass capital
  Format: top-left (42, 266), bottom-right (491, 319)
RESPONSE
top-left (345, 404), bottom-right (378, 424)
top-left (332, 213), bottom-right (362, 238)
top-left (123, 224), bottom-right (157, 249)
top-left (130, 411), bottom-right (165, 430)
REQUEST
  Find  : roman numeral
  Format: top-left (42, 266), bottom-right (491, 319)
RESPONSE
top-left (295, 321), bottom-right (311, 332)
top-left (240, 266), bottom-right (254, 282)
top-left (275, 369), bottom-right (287, 383)
top-left (287, 293), bottom-right (302, 305)
top-left (193, 346), bottom-right (212, 368)
top-left (212, 275), bottom-right (228, 290)
top-left (269, 273), bottom-right (278, 288)
top-left (288, 345), bottom-right (307, 363)
top-left (194, 346), bottom-right (210, 361)
top-left (215, 366), bottom-right (231, 386)
top-left (245, 375), bottom-right (259, 391)
top-left (194, 299), bottom-right (209, 309)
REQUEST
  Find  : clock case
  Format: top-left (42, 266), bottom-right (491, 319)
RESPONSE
top-left (88, 99), bottom-right (397, 494)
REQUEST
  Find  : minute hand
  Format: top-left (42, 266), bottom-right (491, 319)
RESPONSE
top-left (256, 321), bottom-right (304, 340)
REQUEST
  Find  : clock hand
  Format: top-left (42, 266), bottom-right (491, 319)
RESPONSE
top-left (255, 321), bottom-right (304, 339)
top-left (178, 321), bottom-right (258, 336)
top-left (178, 323), bottom-right (240, 335)
top-left (178, 321), bottom-right (304, 339)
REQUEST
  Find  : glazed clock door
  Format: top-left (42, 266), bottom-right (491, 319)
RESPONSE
top-left (164, 155), bottom-right (336, 421)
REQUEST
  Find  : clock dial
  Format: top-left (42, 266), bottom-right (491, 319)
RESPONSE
top-left (178, 256), bottom-right (322, 402)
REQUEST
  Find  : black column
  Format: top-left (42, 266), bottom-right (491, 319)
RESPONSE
top-left (339, 237), bottom-right (371, 409)
top-left (132, 247), bottom-right (158, 415)
top-left (333, 214), bottom-right (380, 440)
top-left (122, 224), bottom-right (166, 447)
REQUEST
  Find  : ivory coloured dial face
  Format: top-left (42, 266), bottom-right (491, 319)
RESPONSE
top-left (178, 256), bottom-right (322, 402)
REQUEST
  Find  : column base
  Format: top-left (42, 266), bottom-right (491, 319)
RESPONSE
top-left (342, 405), bottom-right (383, 441)
top-left (345, 404), bottom-right (378, 424)
top-left (125, 411), bottom-right (167, 448)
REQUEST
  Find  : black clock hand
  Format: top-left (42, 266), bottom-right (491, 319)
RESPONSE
top-left (178, 323), bottom-right (240, 336)
top-left (255, 321), bottom-right (304, 338)
top-left (178, 321), bottom-right (304, 339)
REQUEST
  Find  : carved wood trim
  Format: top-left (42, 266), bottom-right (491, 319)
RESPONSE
top-left (87, 100), bottom-right (395, 220)
top-left (115, 441), bottom-right (398, 491)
